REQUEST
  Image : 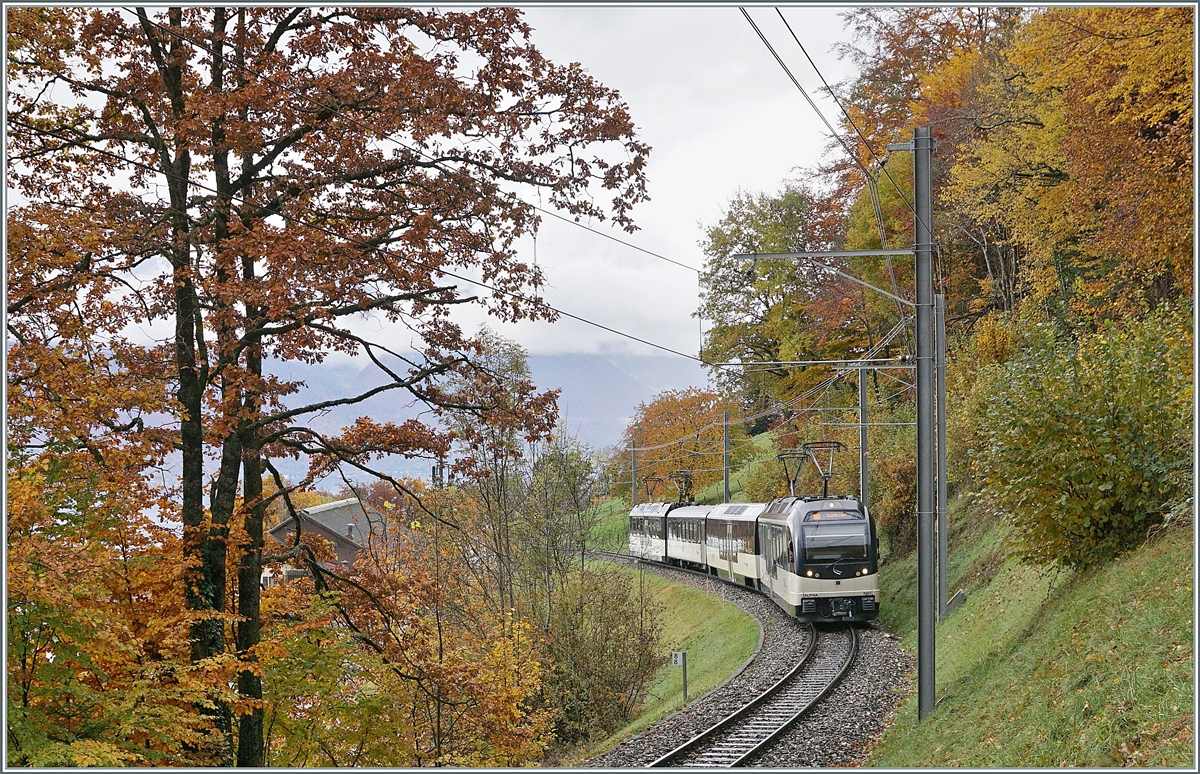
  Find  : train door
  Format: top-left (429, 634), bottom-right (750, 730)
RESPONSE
top-left (727, 523), bottom-right (734, 567)
top-left (760, 523), bottom-right (779, 602)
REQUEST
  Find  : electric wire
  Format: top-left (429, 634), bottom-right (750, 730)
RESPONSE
top-left (738, 8), bottom-right (875, 185)
top-left (11, 121), bottom-right (711, 368)
top-left (773, 7), bottom-right (919, 221)
top-left (130, 10), bottom-right (702, 277)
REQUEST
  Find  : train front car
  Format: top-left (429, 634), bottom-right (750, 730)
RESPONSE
top-left (758, 496), bottom-right (880, 623)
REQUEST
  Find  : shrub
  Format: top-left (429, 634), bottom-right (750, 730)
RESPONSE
top-left (539, 567), bottom-right (663, 745)
top-left (873, 446), bottom-right (918, 556)
top-left (978, 305), bottom-right (1192, 568)
top-left (743, 457), bottom-right (790, 502)
top-left (867, 402), bottom-right (918, 557)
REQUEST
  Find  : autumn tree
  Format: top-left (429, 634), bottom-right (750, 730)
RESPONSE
top-left (438, 328), bottom-right (558, 614)
top-left (830, 6), bottom-right (1023, 179)
top-left (834, 6), bottom-right (1193, 563)
top-left (830, 6), bottom-right (1025, 320)
top-left (944, 7), bottom-right (1192, 321)
top-left (431, 329), bottom-right (663, 750)
top-left (696, 183), bottom-right (854, 421)
top-left (614, 388), bottom-right (752, 503)
top-left (6, 461), bottom-right (233, 766)
top-left (695, 176), bottom-right (916, 442)
top-left (539, 566), bottom-right (664, 747)
top-left (7, 6), bottom-right (647, 765)
top-left (324, 521), bottom-right (553, 766)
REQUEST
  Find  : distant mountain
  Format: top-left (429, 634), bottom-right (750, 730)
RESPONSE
top-left (264, 353), bottom-right (708, 484)
top-left (528, 353), bottom-right (708, 450)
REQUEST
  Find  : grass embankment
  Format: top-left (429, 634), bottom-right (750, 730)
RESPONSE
top-left (869, 495), bottom-right (1193, 767)
top-left (576, 435), bottom-right (774, 761)
top-left (565, 564), bottom-right (761, 764)
top-left (590, 497), bottom-right (632, 551)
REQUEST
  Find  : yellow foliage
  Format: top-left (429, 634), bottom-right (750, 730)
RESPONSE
top-left (972, 314), bottom-right (1019, 366)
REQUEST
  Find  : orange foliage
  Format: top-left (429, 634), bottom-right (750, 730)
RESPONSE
top-left (8, 5), bottom-right (646, 764)
top-left (619, 388), bottom-right (748, 502)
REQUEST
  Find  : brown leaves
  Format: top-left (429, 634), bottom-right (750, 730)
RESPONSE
top-left (9, 5), bottom-right (650, 764)
top-left (1035, 8), bottom-right (1194, 314)
top-left (621, 388), bottom-right (747, 501)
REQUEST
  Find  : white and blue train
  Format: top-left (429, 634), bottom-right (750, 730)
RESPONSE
top-left (628, 494), bottom-right (880, 623)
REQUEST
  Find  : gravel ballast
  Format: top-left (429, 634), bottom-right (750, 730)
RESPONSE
top-left (584, 561), bottom-right (914, 768)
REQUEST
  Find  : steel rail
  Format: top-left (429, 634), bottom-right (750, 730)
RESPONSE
top-left (648, 625), bottom-right (857, 768)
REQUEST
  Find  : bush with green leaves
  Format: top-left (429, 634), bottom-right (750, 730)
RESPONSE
top-left (539, 567), bottom-right (663, 745)
top-left (977, 305), bottom-right (1192, 568)
top-left (870, 424), bottom-right (918, 557)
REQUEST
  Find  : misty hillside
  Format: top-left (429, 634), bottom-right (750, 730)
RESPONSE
top-left (265, 353), bottom-right (708, 484)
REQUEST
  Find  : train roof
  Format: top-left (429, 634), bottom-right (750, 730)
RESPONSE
top-left (630, 501), bottom-right (682, 517)
top-left (666, 504), bottom-right (713, 520)
top-left (760, 495), bottom-right (864, 519)
top-left (706, 502), bottom-right (766, 522)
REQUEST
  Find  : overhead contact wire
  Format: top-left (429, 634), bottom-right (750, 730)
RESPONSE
top-left (131, 11), bottom-right (702, 276)
top-left (11, 122), bottom-right (710, 368)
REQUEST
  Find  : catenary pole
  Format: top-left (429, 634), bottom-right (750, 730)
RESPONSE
top-left (859, 367), bottom-right (869, 510)
top-left (936, 294), bottom-right (948, 618)
top-left (723, 411), bottom-right (731, 503)
top-left (914, 126), bottom-right (937, 720)
top-left (631, 439), bottom-right (637, 508)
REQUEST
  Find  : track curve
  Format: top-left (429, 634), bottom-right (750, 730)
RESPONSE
top-left (648, 624), bottom-right (857, 767)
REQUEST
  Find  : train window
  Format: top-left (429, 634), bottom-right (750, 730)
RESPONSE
top-left (805, 510), bottom-right (864, 522)
top-left (802, 521), bottom-right (869, 563)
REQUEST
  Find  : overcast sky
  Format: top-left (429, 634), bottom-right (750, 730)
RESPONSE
top-left (436, 4), bottom-right (860, 359)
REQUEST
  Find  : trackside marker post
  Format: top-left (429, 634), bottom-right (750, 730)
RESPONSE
top-left (672, 651), bottom-right (688, 701)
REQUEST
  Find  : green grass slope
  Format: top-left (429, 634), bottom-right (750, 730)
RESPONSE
top-left (869, 499), bottom-right (1194, 767)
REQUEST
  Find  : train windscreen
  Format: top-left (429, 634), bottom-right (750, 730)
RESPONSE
top-left (801, 510), bottom-right (869, 563)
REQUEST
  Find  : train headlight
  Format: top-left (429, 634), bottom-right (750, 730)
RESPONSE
top-left (805, 570), bottom-right (813, 577)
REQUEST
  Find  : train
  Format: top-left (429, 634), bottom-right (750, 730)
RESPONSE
top-left (628, 493), bottom-right (880, 623)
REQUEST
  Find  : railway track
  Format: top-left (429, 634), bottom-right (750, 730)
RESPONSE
top-left (592, 550), bottom-right (862, 767)
top-left (648, 623), bottom-right (858, 768)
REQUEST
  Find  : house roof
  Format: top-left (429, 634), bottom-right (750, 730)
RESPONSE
top-left (268, 497), bottom-right (386, 549)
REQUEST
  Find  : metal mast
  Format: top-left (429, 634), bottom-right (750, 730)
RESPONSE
top-left (859, 367), bottom-right (869, 510)
top-left (936, 294), bottom-right (949, 618)
top-left (914, 126), bottom-right (937, 720)
top-left (723, 411), bottom-right (731, 503)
